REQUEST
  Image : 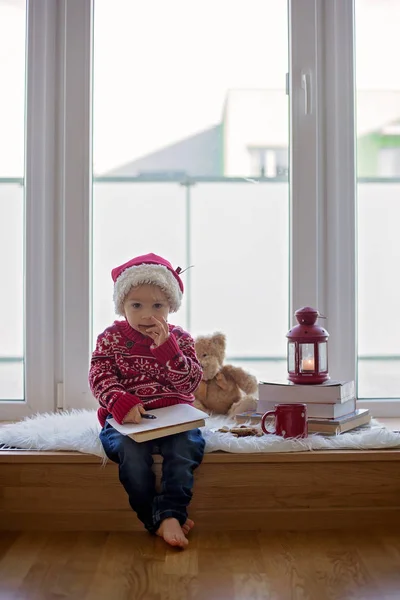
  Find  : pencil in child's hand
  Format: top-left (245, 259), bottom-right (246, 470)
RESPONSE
top-left (142, 413), bottom-right (157, 420)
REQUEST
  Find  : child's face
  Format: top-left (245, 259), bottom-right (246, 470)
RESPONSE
top-left (123, 284), bottom-right (170, 336)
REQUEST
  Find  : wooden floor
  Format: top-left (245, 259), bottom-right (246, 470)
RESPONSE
top-left (1, 530), bottom-right (400, 600)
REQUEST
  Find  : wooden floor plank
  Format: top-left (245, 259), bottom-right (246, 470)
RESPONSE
top-left (0, 533), bottom-right (47, 599)
top-left (52, 532), bottom-right (109, 599)
top-left (85, 532), bottom-right (166, 600)
top-left (15, 532), bottom-right (77, 600)
top-left (0, 531), bottom-right (399, 599)
top-left (0, 531), bottom-right (18, 562)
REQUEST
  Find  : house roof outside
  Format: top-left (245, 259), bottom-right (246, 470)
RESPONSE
top-left (108, 124), bottom-right (222, 178)
top-left (104, 89), bottom-right (400, 178)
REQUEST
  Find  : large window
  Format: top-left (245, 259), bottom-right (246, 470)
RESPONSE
top-left (356, 0), bottom-right (400, 402)
top-left (3, 0), bottom-right (399, 420)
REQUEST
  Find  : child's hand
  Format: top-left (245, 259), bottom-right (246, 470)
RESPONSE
top-left (123, 404), bottom-right (146, 424)
top-left (144, 316), bottom-right (170, 347)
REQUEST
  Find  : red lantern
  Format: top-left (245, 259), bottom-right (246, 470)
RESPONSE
top-left (286, 306), bottom-right (329, 385)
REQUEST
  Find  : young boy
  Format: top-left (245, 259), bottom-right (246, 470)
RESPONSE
top-left (89, 253), bottom-right (205, 548)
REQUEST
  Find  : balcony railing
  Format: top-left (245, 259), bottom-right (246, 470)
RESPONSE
top-left (1, 176), bottom-right (400, 400)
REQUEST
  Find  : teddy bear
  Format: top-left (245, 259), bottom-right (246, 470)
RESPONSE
top-left (193, 332), bottom-right (258, 417)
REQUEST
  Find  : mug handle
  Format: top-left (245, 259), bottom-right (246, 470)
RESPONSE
top-left (261, 410), bottom-right (276, 435)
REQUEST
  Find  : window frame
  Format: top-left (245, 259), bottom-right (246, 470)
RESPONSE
top-left (59, 0), bottom-right (95, 411)
top-left (289, 0), bottom-right (358, 385)
top-left (1, 0), bottom-right (57, 420)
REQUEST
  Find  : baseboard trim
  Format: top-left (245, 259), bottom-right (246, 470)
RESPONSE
top-left (2, 507), bottom-right (400, 532)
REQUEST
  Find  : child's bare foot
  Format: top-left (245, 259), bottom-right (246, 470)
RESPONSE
top-left (156, 518), bottom-right (189, 548)
top-left (181, 518), bottom-right (194, 535)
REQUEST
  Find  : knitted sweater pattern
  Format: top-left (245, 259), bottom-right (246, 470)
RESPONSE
top-left (89, 320), bottom-right (203, 427)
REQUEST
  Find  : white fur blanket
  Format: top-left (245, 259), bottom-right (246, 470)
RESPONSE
top-left (0, 410), bottom-right (400, 457)
top-left (1, 410), bottom-right (400, 457)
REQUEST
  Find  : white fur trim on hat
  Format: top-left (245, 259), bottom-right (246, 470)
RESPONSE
top-left (113, 263), bottom-right (182, 315)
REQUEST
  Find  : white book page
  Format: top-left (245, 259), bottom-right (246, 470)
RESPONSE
top-left (259, 380), bottom-right (352, 387)
top-left (108, 404), bottom-right (209, 436)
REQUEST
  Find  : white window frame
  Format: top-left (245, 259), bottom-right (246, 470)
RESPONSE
top-left (291, 0), bottom-right (400, 417)
top-left (1, 0), bottom-right (57, 420)
top-left (58, 0), bottom-right (95, 411)
top-left (290, 0), bottom-right (357, 383)
top-left (2, 0), bottom-right (398, 421)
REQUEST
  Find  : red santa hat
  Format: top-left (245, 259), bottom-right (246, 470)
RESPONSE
top-left (111, 253), bottom-right (184, 315)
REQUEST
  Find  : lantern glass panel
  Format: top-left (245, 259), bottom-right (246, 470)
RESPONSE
top-left (300, 343), bottom-right (315, 372)
top-left (288, 342), bottom-right (295, 372)
top-left (318, 341), bottom-right (327, 372)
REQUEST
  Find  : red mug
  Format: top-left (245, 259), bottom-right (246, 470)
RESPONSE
top-left (261, 403), bottom-right (308, 439)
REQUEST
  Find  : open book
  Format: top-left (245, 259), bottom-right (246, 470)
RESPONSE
top-left (108, 404), bottom-right (209, 443)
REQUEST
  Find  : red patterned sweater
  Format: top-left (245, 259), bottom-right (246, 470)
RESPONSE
top-left (89, 320), bottom-right (203, 427)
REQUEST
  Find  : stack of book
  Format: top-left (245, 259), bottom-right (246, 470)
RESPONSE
top-left (235, 380), bottom-right (371, 436)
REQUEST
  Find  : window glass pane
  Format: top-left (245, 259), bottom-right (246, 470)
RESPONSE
top-left (356, 0), bottom-right (400, 398)
top-left (93, 0), bottom-right (289, 382)
top-left (92, 183), bottom-right (187, 339)
top-left (299, 344), bottom-right (315, 373)
top-left (0, 0), bottom-right (26, 400)
top-left (318, 342), bottom-right (327, 372)
top-left (288, 342), bottom-right (295, 373)
top-left (190, 182), bottom-right (288, 380)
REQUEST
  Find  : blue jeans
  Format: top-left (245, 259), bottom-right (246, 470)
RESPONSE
top-left (100, 419), bottom-right (205, 533)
